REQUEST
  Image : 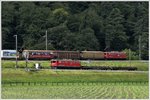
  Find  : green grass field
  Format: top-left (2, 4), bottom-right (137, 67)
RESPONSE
top-left (2, 68), bottom-right (148, 83)
top-left (2, 84), bottom-right (148, 99)
top-left (1, 60), bottom-right (149, 99)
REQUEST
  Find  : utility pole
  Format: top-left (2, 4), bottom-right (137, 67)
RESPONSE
top-left (46, 30), bottom-right (47, 50)
top-left (129, 49), bottom-right (131, 67)
top-left (139, 35), bottom-right (141, 60)
top-left (14, 35), bottom-right (18, 68)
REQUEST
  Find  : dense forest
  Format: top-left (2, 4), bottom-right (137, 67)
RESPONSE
top-left (2, 2), bottom-right (149, 59)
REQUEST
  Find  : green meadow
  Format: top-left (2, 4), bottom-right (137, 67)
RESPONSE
top-left (1, 60), bottom-right (149, 99)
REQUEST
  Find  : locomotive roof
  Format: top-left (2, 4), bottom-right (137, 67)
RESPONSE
top-left (23, 50), bottom-right (54, 52)
top-left (51, 59), bottom-right (79, 61)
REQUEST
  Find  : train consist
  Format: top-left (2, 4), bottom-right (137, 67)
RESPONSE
top-left (21, 50), bottom-right (127, 60)
top-left (1, 50), bottom-right (127, 60)
top-left (51, 59), bottom-right (137, 70)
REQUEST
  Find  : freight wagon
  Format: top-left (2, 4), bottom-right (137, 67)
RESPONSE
top-left (81, 51), bottom-right (104, 59)
top-left (53, 51), bottom-right (80, 59)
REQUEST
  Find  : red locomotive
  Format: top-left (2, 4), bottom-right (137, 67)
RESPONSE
top-left (51, 60), bottom-right (81, 69)
top-left (104, 51), bottom-right (127, 59)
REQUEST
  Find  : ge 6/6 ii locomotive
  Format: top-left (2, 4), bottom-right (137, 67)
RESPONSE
top-left (51, 60), bottom-right (81, 69)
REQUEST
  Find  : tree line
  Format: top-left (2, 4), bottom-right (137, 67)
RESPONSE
top-left (2, 2), bottom-right (149, 59)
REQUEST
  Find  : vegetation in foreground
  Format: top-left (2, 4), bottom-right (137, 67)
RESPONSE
top-left (2, 60), bottom-right (149, 99)
top-left (2, 84), bottom-right (148, 99)
top-left (2, 68), bottom-right (148, 83)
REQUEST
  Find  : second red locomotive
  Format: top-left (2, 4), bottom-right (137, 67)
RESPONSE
top-left (104, 51), bottom-right (127, 59)
top-left (51, 60), bottom-right (81, 69)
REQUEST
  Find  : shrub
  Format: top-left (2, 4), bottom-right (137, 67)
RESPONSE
top-left (123, 49), bottom-right (139, 60)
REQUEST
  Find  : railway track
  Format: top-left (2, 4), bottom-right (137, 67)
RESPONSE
top-left (50, 69), bottom-right (148, 73)
top-left (2, 60), bottom-right (149, 62)
top-left (25, 66), bottom-right (146, 73)
top-left (82, 66), bottom-right (137, 70)
top-left (53, 66), bottom-right (137, 71)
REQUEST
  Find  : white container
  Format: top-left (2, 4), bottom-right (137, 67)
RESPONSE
top-left (35, 63), bottom-right (40, 69)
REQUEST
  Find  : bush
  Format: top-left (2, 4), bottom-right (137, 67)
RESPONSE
top-left (123, 49), bottom-right (139, 60)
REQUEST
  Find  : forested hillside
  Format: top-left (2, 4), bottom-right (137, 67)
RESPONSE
top-left (2, 2), bottom-right (149, 59)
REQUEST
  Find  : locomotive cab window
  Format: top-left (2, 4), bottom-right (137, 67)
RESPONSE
top-left (52, 61), bottom-right (56, 63)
